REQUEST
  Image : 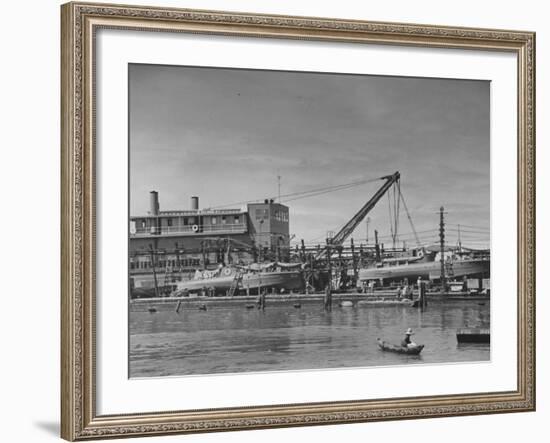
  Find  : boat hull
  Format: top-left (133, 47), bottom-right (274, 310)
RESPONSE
top-left (377, 339), bottom-right (424, 355)
top-left (173, 267), bottom-right (303, 295)
top-left (456, 328), bottom-right (490, 343)
top-left (359, 259), bottom-right (489, 283)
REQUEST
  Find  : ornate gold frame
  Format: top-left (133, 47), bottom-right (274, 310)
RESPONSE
top-left (61, 2), bottom-right (536, 440)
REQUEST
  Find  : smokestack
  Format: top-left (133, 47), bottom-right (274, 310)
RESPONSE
top-left (149, 191), bottom-right (159, 215)
top-left (191, 196), bottom-right (199, 210)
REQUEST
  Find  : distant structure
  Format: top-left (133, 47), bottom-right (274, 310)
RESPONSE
top-left (129, 191), bottom-right (290, 274)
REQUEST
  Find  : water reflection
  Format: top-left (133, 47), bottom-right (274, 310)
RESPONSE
top-left (129, 300), bottom-right (490, 377)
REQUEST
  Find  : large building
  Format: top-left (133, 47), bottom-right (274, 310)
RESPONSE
top-left (129, 191), bottom-right (290, 276)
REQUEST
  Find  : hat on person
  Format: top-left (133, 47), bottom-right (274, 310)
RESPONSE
top-left (405, 328), bottom-right (414, 335)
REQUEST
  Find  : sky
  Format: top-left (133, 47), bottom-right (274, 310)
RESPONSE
top-left (129, 64), bottom-right (490, 249)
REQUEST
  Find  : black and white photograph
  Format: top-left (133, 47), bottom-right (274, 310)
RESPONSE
top-left (128, 64), bottom-right (491, 378)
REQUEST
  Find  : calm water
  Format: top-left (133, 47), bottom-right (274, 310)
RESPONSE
top-left (129, 300), bottom-right (490, 377)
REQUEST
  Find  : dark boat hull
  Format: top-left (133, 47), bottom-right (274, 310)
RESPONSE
top-left (456, 328), bottom-right (490, 343)
top-left (377, 339), bottom-right (424, 355)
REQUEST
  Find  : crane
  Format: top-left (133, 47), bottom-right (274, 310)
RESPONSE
top-left (314, 171), bottom-right (400, 260)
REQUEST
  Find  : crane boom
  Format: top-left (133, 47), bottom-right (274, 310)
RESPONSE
top-left (315, 171), bottom-right (400, 260)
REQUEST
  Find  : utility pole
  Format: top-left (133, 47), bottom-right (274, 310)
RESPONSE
top-left (366, 217), bottom-right (371, 244)
top-left (374, 229), bottom-right (381, 262)
top-left (277, 170), bottom-right (281, 203)
top-left (258, 219), bottom-right (264, 262)
top-left (300, 239), bottom-right (308, 294)
top-left (439, 206), bottom-right (447, 293)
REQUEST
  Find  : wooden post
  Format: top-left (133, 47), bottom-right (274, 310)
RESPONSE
top-left (149, 244), bottom-right (159, 298)
top-left (419, 281), bottom-right (427, 308)
top-left (201, 240), bottom-right (207, 269)
top-left (175, 242), bottom-right (181, 268)
top-left (374, 230), bottom-right (381, 262)
top-left (326, 238), bottom-right (332, 290)
top-left (324, 284), bottom-right (332, 311)
top-left (351, 238), bottom-right (358, 288)
top-left (308, 253), bottom-right (314, 294)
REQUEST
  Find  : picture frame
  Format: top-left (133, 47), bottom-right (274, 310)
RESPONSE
top-left (61, 1), bottom-right (536, 440)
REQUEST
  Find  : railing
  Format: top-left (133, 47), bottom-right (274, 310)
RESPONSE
top-left (131, 223), bottom-right (248, 237)
top-left (158, 208), bottom-right (243, 215)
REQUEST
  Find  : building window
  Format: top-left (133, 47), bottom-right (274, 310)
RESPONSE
top-left (234, 215), bottom-right (240, 223)
top-left (141, 220), bottom-right (146, 228)
top-left (211, 216), bottom-right (217, 225)
top-left (188, 217), bottom-right (195, 225)
top-left (167, 218), bottom-right (173, 227)
top-left (221, 216), bottom-right (226, 224)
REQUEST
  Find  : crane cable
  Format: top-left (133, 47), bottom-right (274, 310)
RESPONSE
top-left (398, 188), bottom-right (421, 248)
top-left (207, 176), bottom-right (382, 209)
top-left (386, 181), bottom-right (401, 248)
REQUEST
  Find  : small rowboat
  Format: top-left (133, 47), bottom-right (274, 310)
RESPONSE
top-left (377, 338), bottom-right (424, 355)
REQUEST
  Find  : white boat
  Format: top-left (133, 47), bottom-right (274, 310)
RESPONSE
top-left (172, 262), bottom-right (303, 296)
top-left (358, 249), bottom-right (489, 285)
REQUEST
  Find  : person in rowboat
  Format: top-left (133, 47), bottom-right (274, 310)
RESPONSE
top-left (401, 328), bottom-right (417, 348)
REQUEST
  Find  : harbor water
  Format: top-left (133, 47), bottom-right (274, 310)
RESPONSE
top-left (129, 299), bottom-right (490, 378)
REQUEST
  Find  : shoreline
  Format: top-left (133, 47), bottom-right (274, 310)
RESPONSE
top-left (130, 292), bottom-right (490, 311)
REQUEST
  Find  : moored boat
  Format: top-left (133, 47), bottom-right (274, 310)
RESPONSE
top-left (172, 262), bottom-right (303, 296)
top-left (359, 247), bottom-right (489, 286)
top-left (456, 328), bottom-right (490, 343)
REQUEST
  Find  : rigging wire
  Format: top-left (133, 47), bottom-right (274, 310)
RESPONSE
top-left (398, 188), bottom-right (421, 248)
top-left (395, 180), bottom-right (401, 246)
top-left (207, 176), bottom-right (383, 209)
top-left (387, 191), bottom-right (394, 247)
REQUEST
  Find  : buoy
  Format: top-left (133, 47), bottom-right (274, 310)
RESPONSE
top-left (245, 304), bottom-right (255, 309)
top-left (340, 301), bottom-right (353, 307)
top-left (293, 303), bottom-right (301, 308)
top-left (198, 304), bottom-right (207, 311)
top-left (148, 307), bottom-right (157, 313)
top-left (191, 224), bottom-right (199, 232)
